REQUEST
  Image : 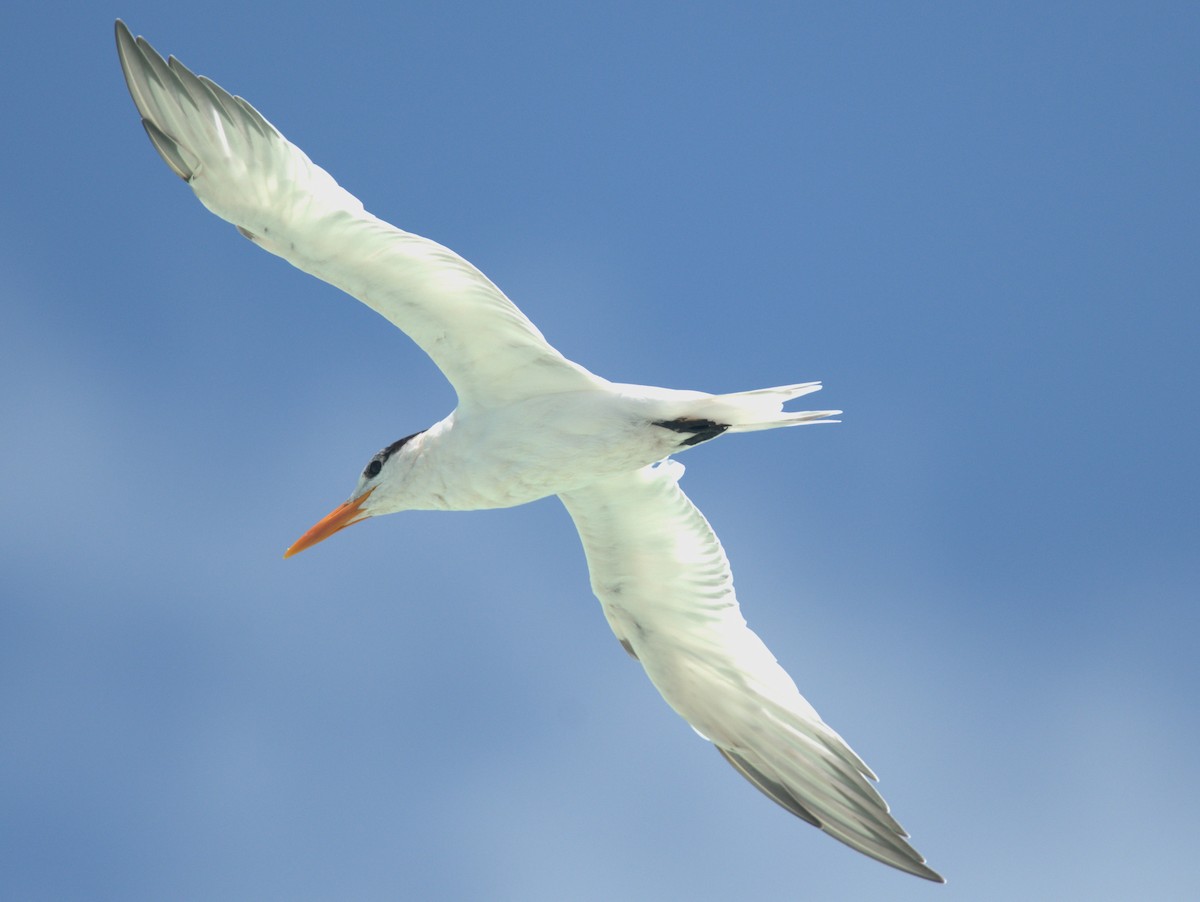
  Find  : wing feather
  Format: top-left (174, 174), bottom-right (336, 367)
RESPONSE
top-left (559, 462), bottom-right (943, 882)
top-left (115, 21), bottom-right (598, 406)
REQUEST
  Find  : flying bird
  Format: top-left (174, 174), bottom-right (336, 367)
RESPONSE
top-left (114, 20), bottom-right (942, 882)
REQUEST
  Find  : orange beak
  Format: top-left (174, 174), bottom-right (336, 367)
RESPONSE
top-left (284, 487), bottom-right (375, 558)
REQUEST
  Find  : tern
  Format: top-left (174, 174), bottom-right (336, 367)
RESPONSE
top-left (115, 20), bottom-right (942, 882)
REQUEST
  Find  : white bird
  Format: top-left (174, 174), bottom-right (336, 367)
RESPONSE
top-left (115, 20), bottom-right (943, 882)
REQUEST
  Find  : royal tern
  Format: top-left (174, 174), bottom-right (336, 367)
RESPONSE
top-left (114, 20), bottom-right (942, 882)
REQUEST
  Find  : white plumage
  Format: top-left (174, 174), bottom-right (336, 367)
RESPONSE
top-left (115, 20), bottom-right (941, 882)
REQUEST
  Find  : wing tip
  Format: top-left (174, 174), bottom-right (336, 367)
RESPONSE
top-left (910, 861), bottom-right (947, 884)
top-left (140, 118), bottom-right (193, 180)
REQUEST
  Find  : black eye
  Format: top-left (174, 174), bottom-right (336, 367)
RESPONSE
top-left (364, 459), bottom-right (382, 478)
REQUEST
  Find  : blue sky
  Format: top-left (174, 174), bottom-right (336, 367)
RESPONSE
top-left (2, 2), bottom-right (1197, 899)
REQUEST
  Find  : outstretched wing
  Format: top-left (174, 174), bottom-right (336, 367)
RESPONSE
top-left (558, 462), bottom-right (943, 882)
top-left (114, 21), bottom-right (599, 407)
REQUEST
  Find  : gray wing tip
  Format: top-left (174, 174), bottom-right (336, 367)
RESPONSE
top-left (717, 742), bottom-right (945, 883)
top-left (116, 20), bottom-right (283, 157)
top-left (140, 118), bottom-right (193, 180)
top-left (911, 861), bottom-right (947, 884)
top-left (117, 24), bottom-right (200, 181)
top-left (717, 746), bottom-right (823, 828)
top-left (114, 19), bottom-right (143, 99)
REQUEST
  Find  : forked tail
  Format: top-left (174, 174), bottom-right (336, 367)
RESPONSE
top-left (703, 382), bottom-right (841, 433)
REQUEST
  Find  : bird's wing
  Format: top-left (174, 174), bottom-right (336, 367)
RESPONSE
top-left (114, 21), bottom-right (599, 407)
top-left (558, 461), bottom-right (943, 882)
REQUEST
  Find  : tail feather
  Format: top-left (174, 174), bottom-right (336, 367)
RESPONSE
top-left (702, 382), bottom-right (842, 433)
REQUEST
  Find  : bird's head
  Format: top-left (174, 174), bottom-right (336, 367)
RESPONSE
top-left (283, 430), bottom-right (424, 557)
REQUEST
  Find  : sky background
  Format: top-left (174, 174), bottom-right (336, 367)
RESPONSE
top-left (2, 2), bottom-right (1197, 900)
